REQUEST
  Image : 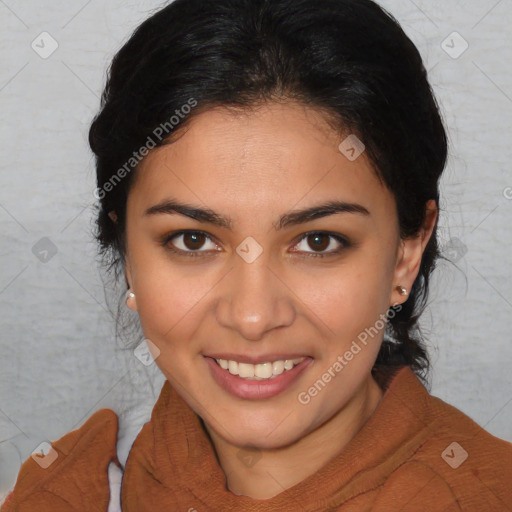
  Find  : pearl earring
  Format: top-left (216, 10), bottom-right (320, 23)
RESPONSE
top-left (126, 290), bottom-right (135, 304)
top-left (396, 285), bottom-right (408, 296)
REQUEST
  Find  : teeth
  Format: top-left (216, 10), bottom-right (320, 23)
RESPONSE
top-left (228, 360), bottom-right (238, 375)
top-left (238, 362), bottom-right (254, 378)
top-left (256, 362), bottom-right (273, 379)
top-left (215, 357), bottom-right (306, 380)
top-left (273, 360), bottom-right (284, 374)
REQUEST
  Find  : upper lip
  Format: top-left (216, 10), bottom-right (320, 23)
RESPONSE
top-left (204, 353), bottom-right (311, 365)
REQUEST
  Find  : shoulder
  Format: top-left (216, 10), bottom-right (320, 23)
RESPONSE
top-left (1, 408), bottom-right (120, 512)
top-left (374, 368), bottom-right (512, 511)
top-left (420, 395), bottom-right (512, 508)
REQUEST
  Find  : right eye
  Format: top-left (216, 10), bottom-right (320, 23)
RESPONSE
top-left (161, 230), bottom-right (221, 258)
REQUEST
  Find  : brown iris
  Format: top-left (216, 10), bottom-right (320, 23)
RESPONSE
top-left (306, 233), bottom-right (329, 252)
top-left (183, 232), bottom-right (207, 251)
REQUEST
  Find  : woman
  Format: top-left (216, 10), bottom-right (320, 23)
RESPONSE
top-left (3, 0), bottom-right (511, 510)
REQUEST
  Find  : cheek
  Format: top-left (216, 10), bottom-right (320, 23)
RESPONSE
top-left (294, 258), bottom-right (391, 341)
top-left (131, 264), bottom-right (211, 383)
top-left (129, 236), bottom-right (200, 332)
top-left (135, 266), bottom-right (214, 338)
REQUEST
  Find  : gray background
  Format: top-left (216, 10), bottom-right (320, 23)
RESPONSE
top-left (1, 0), bottom-right (511, 500)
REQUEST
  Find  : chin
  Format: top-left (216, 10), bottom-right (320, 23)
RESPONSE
top-left (214, 419), bottom-right (309, 450)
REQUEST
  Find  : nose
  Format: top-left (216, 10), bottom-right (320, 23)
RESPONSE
top-left (215, 253), bottom-right (296, 341)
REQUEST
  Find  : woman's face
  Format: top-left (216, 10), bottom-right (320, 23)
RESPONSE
top-left (124, 101), bottom-right (422, 449)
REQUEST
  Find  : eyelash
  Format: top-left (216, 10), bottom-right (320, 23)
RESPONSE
top-left (160, 230), bottom-right (351, 259)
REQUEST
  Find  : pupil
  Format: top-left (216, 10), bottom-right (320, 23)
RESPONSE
top-left (185, 233), bottom-right (204, 250)
top-left (310, 234), bottom-right (327, 251)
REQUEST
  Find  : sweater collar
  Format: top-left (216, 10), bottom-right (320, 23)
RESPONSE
top-left (122, 365), bottom-right (433, 510)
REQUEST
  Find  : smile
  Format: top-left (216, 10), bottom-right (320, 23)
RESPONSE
top-left (205, 356), bottom-right (313, 400)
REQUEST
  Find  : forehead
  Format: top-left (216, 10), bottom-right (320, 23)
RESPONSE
top-left (128, 101), bottom-right (394, 221)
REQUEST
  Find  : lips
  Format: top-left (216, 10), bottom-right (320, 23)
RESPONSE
top-left (205, 355), bottom-right (313, 400)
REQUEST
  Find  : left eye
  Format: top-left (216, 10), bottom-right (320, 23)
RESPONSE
top-left (291, 232), bottom-right (348, 257)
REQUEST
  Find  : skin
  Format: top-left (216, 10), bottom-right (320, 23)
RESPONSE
top-left (122, 100), bottom-right (437, 500)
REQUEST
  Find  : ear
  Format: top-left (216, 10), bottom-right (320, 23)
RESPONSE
top-left (124, 257), bottom-right (138, 311)
top-left (391, 199), bottom-right (438, 305)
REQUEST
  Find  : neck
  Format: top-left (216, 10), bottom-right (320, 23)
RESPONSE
top-left (203, 374), bottom-right (384, 500)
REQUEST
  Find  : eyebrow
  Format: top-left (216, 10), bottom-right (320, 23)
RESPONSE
top-left (144, 197), bottom-right (370, 231)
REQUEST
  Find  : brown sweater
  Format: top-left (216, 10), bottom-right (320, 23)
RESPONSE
top-left (2, 366), bottom-right (512, 511)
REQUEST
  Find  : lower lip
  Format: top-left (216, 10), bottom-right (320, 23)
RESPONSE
top-left (205, 356), bottom-right (313, 400)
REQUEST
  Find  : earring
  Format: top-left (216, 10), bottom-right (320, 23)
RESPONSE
top-left (396, 285), bottom-right (408, 296)
top-left (126, 290), bottom-right (135, 305)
